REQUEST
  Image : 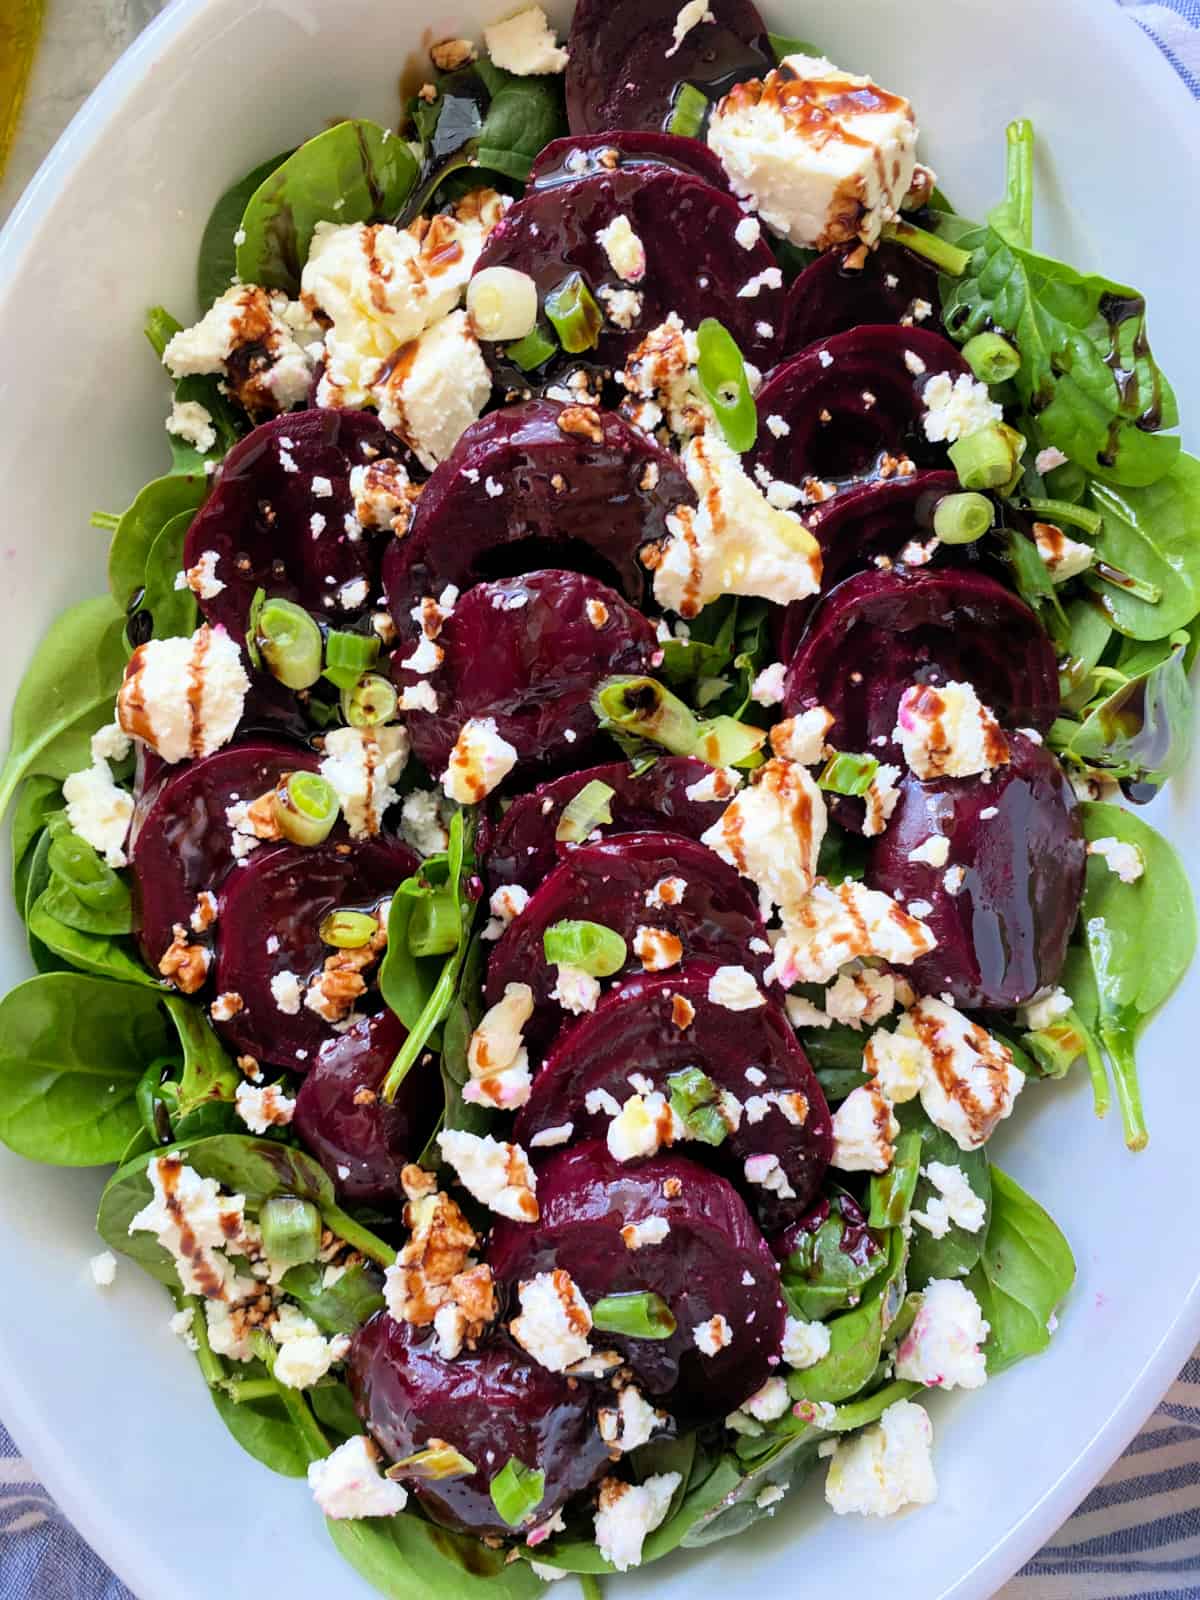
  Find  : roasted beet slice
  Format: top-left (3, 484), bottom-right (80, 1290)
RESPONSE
top-left (381, 399), bottom-right (687, 627)
top-left (485, 756), bottom-right (729, 895)
top-left (211, 833), bottom-right (417, 1072)
top-left (865, 733), bottom-right (1085, 1009)
top-left (784, 243), bottom-right (943, 352)
top-left (514, 962), bottom-right (832, 1221)
top-left (129, 740), bottom-right (320, 969)
top-left (565, 0), bottom-right (772, 135)
top-left (485, 832), bottom-right (772, 1049)
top-left (292, 1011), bottom-right (440, 1206)
top-left (396, 570), bottom-right (658, 783)
top-left (753, 326), bottom-right (971, 486)
top-left (529, 131), bottom-right (731, 193)
top-left (488, 1142), bottom-right (785, 1419)
top-left (183, 410), bottom-right (414, 643)
top-left (348, 1316), bottom-right (609, 1537)
top-left (472, 166), bottom-right (785, 376)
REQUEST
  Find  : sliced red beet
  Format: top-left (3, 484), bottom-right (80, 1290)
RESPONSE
top-left (210, 833), bottom-right (417, 1072)
top-left (396, 570), bottom-right (658, 783)
top-left (292, 1011), bottom-right (440, 1207)
top-left (488, 1142), bottom-right (785, 1420)
top-left (348, 1316), bottom-right (610, 1537)
top-left (485, 832), bottom-right (772, 1049)
top-left (752, 325), bottom-right (972, 486)
top-left (183, 410), bottom-right (415, 643)
top-left (529, 131), bottom-right (731, 193)
top-left (514, 962), bottom-right (832, 1222)
top-left (565, 0), bottom-right (772, 135)
top-left (129, 740), bottom-right (320, 969)
top-left (784, 243), bottom-right (943, 353)
top-left (485, 756), bottom-right (729, 896)
top-left (865, 733), bottom-right (1085, 1009)
top-left (381, 399), bottom-right (688, 627)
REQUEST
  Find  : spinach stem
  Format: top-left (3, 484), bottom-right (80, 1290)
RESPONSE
top-left (380, 951), bottom-right (461, 1104)
top-left (90, 511), bottom-right (120, 532)
top-left (1022, 497), bottom-right (1103, 537)
top-left (250, 1330), bottom-right (331, 1462)
top-left (880, 218), bottom-right (970, 276)
top-left (222, 1378), bottom-right (279, 1403)
top-left (1101, 1019), bottom-right (1147, 1149)
top-left (829, 1379), bottom-right (921, 1432)
top-left (1005, 118), bottom-right (1035, 248)
top-left (322, 1202), bottom-right (396, 1269)
top-left (579, 1577), bottom-right (604, 1600)
top-left (182, 1292), bottom-right (226, 1387)
top-left (1084, 1027), bottom-right (1112, 1120)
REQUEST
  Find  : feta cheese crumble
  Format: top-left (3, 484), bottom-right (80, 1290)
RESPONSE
top-left (319, 725), bottom-right (409, 838)
top-left (701, 758), bottom-right (827, 920)
top-left (910, 1161), bottom-right (986, 1239)
top-left (437, 1130), bottom-right (539, 1221)
top-left (894, 681), bottom-right (1010, 781)
top-left (707, 965), bottom-right (766, 1011)
top-left (551, 963), bottom-right (602, 1015)
top-left (1034, 520), bottom-right (1094, 582)
top-left (442, 717), bottom-right (518, 804)
top-left (895, 1278), bottom-right (990, 1389)
top-left (235, 1080), bottom-right (296, 1135)
top-left (117, 624), bottom-right (249, 765)
top-left (768, 877), bottom-right (936, 987)
top-left (920, 371), bottom-right (1004, 444)
top-left (693, 1314), bottom-right (732, 1356)
top-left (484, 5), bottom-right (569, 74)
top-left (825, 1399), bottom-right (937, 1517)
top-left (163, 286), bottom-right (318, 416)
top-left (596, 215), bottom-right (647, 283)
top-left (90, 1251), bottom-right (117, 1287)
top-left (593, 1473), bottom-right (681, 1572)
top-left (510, 1269), bottom-right (593, 1371)
top-left (308, 1435), bottom-right (408, 1520)
top-left (165, 398), bottom-right (216, 454)
top-left (1088, 835), bottom-right (1145, 883)
top-left (831, 1083), bottom-right (899, 1173)
top-left (782, 1315), bottom-right (832, 1370)
top-left (62, 755), bottom-right (133, 868)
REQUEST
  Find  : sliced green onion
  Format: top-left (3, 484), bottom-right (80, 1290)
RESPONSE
top-left (962, 331), bottom-right (1020, 385)
top-left (696, 317), bottom-right (758, 453)
top-left (933, 491), bottom-right (993, 544)
top-left (1023, 496), bottom-right (1102, 537)
top-left (867, 1130), bottom-right (923, 1229)
top-left (668, 82), bottom-right (709, 138)
top-left (591, 1291), bottom-right (677, 1339)
top-left (543, 919), bottom-right (627, 978)
top-left (489, 1458), bottom-right (545, 1528)
top-left (667, 1067), bottom-right (728, 1147)
top-left (319, 909), bottom-right (378, 949)
top-left (544, 272), bottom-right (603, 354)
top-left (259, 1196), bottom-right (322, 1266)
top-left (555, 780), bottom-right (616, 843)
top-left (818, 751), bottom-right (880, 797)
top-left (408, 891), bottom-right (461, 959)
top-left (693, 715), bottom-right (766, 769)
top-left (323, 629), bottom-right (381, 691)
top-left (1092, 560), bottom-right (1161, 606)
top-left (246, 587), bottom-right (266, 671)
top-left (271, 771), bottom-right (340, 847)
top-left (506, 325), bottom-right (558, 371)
top-left (880, 219), bottom-right (971, 277)
top-left (594, 676), bottom-right (701, 756)
top-left (386, 1442), bottom-right (477, 1482)
top-left (341, 672), bottom-right (398, 729)
top-left (467, 266), bottom-right (539, 342)
top-left (256, 598), bottom-right (323, 690)
top-left (1022, 1015), bottom-right (1089, 1080)
top-left (948, 422), bottom-right (1024, 492)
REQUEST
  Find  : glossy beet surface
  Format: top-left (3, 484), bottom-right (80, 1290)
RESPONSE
top-left (784, 243), bottom-right (943, 351)
top-left (396, 570), bottom-right (658, 783)
top-left (485, 832), bottom-right (772, 1048)
top-left (752, 326), bottom-right (971, 486)
top-left (129, 740), bottom-right (320, 968)
top-left (488, 1142), bottom-right (785, 1418)
top-left (866, 733), bottom-right (1085, 1009)
top-left (381, 400), bottom-right (688, 627)
top-left (211, 833), bottom-right (417, 1071)
top-left (529, 131), bottom-right (731, 193)
top-left (183, 410), bottom-right (414, 642)
top-left (349, 1316), bottom-right (610, 1537)
top-left (292, 1011), bottom-right (440, 1207)
top-left (484, 756), bottom-right (730, 895)
top-left (515, 962), bottom-right (833, 1221)
top-left (565, 0), bottom-right (772, 135)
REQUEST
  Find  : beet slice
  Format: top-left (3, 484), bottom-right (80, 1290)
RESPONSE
top-left (211, 833), bottom-right (417, 1072)
top-left (396, 570), bottom-right (658, 783)
top-left (529, 131), bottom-right (731, 193)
top-left (129, 739), bottom-right (320, 969)
top-left (183, 410), bottom-right (415, 643)
top-left (753, 325), bottom-right (971, 487)
top-left (472, 166), bottom-right (785, 377)
top-left (381, 399), bottom-right (688, 627)
top-left (485, 756), bottom-right (730, 896)
top-left (565, 0), bottom-right (772, 135)
top-left (348, 1317), bottom-right (609, 1537)
top-left (485, 832), bottom-right (772, 1049)
top-left (865, 733), bottom-right (1085, 1009)
top-left (292, 1011), bottom-right (440, 1207)
top-left (514, 961), bottom-right (832, 1221)
top-left (784, 243), bottom-right (943, 353)
top-left (488, 1142), bottom-right (785, 1420)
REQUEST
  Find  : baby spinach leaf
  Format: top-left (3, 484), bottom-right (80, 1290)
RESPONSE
top-left (279, 1261), bottom-right (385, 1335)
top-left (965, 1165), bottom-right (1075, 1374)
top-left (163, 996), bottom-right (241, 1122)
top-left (1086, 454), bottom-right (1200, 640)
top-left (210, 1363), bottom-right (313, 1478)
top-left (27, 895), bottom-right (160, 987)
top-left (137, 509), bottom-right (200, 641)
top-left (39, 812), bottom-right (134, 934)
top-left (328, 1511), bottom-right (544, 1600)
top-left (1058, 629), bottom-right (1191, 791)
top-left (899, 1105), bottom-right (992, 1289)
top-left (0, 973), bottom-right (174, 1165)
top-left (308, 1379), bottom-right (362, 1442)
top-left (474, 60), bottom-right (567, 182)
top-left (1057, 596), bottom-right (1114, 711)
top-left (108, 474), bottom-right (206, 612)
top-left (768, 32), bottom-right (822, 60)
top-left (433, 933), bottom-right (493, 1150)
top-left (197, 150), bottom-right (293, 310)
top-left (236, 121), bottom-right (418, 294)
top-left (20, 830), bottom-right (66, 974)
top-left (778, 1190), bottom-right (887, 1319)
top-left (787, 1229), bottom-right (906, 1402)
top-left (10, 776), bottom-right (61, 903)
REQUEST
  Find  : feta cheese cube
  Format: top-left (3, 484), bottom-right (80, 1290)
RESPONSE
top-left (593, 1472), bottom-right (681, 1572)
top-left (307, 1435), bottom-right (409, 1520)
top-left (702, 757), bottom-right (827, 921)
top-left (895, 1278), bottom-right (989, 1390)
top-left (894, 681), bottom-right (1010, 781)
top-left (437, 1130), bottom-right (539, 1221)
top-left (707, 965), bottom-right (766, 1011)
top-left (831, 1083), bottom-right (898, 1173)
top-left (319, 724), bottom-right (409, 838)
top-left (769, 878), bottom-right (936, 987)
top-left (62, 757), bottom-right (133, 868)
top-left (117, 625), bottom-right (249, 765)
top-left (484, 6), bottom-right (568, 74)
top-left (825, 1399), bottom-right (937, 1517)
top-left (782, 1315), bottom-right (831, 1370)
top-left (596, 215), bottom-right (646, 283)
top-left (510, 1269), bottom-right (593, 1371)
top-left (442, 716), bottom-right (517, 804)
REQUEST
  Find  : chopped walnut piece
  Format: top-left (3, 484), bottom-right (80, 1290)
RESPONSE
top-left (670, 994), bottom-right (696, 1030)
top-left (236, 1054), bottom-right (263, 1081)
top-left (304, 923), bottom-right (387, 1024)
top-left (401, 1164), bottom-right (438, 1202)
top-left (158, 924), bottom-right (211, 994)
top-left (383, 1189), bottom-right (496, 1349)
top-left (557, 405), bottom-right (605, 444)
top-left (210, 991), bottom-right (244, 1022)
top-left (430, 36), bottom-right (476, 70)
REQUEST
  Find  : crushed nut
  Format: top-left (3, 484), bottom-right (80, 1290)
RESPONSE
top-left (556, 405), bottom-right (605, 444)
top-left (158, 924), bottom-right (211, 994)
top-left (430, 36), bottom-right (477, 70)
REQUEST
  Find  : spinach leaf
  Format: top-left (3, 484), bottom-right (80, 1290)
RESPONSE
top-left (279, 1261), bottom-right (385, 1335)
top-left (0, 594), bottom-right (128, 820)
top-left (1086, 454), bottom-right (1200, 640)
top-left (791, 1021), bottom-right (867, 1104)
top-left (20, 830), bottom-right (66, 974)
top-left (107, 474), bottom-right (206, 613)
top-left (787, 1229), bottom-right (906, 1402)
top-left (1057, 596), bottom-right (1114, 711)
top-left (1056, 629), bottom-right (1191, 791)
top-left (0, 973), bottom-right (174, 1165)
top-left (778, 1190), bottom-right (888, 1319)
top-left (328, 1512), bottom-right (544, 1600)
top-left (210, 1363), bottom-right (313, 1478)
top-left (10, 775), bottom-right (61, 902)
top-left (139, 510), bottom-right (200, 641)
top-left (27, 894), bottom-right (160, 987)
top-left (433, 933), bottom-right (492, 1148)
top-left (39, 811), bottom-right (134, 935)
top-left (474, 60), bottom-right (567, 181)
top-left (965, 1165), bottom-right (1075, 1373)
top-left (899, 1104), bottom-right (992, 1289)
top-left (197, 150), bottom-right (293, 310)
top-left (768, 32), bottom-right (822, 60)
top-left (144, 309), bottom-right (243, 475)
top-left (164, 996), bottom-right (241, 1123)
top-left (236, 121), bottom-right (418, 294)
top-left (308, 1379), bottom-right (362, 1442)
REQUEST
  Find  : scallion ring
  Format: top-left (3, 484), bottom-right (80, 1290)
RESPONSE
top-left (341, 672), bottom-right (397, 729)
top-left (271, 771), bottom-right (340, 847)
top-left (543, 919), bottom-right (627, 978)
top-left (254, 598), bottom-right (323, 690)
top-left (932, 491), bottom-right (994, 544)
top-left (544, 272), bottom-right (603, 354)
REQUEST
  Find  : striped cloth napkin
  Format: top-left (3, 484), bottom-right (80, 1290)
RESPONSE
top-left (2, 1), bottom-right (1200, 1596)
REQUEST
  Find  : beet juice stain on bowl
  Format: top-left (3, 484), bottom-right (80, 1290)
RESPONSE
top-left (0, 1), bottom-right (1196, 1596)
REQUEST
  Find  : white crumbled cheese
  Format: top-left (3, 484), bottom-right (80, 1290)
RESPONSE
top-left (684, 766), bottom-right (742, 803)
top-left (530, 1123), bottom-right (575, 1149)
top-left (337, 576), bottom-right (370, 612)
top-left (165, 398), bottom-right (217, 454)
top-left (702, 758), bottom-right (826, 921)
top-left (744, 1152), bottom-right (795, 1198)
top-left (129, 1155), bottom-right (257, 1305)
top-left (598, 286), bottom-right (644, 329)
top-left (894, 681), bottom-right (1010, 781)
top-left (308, 1435), bottom-right (408, 1520)
top-left (90, 1251), bottom-right (117, 1287)
top-left (770, 707), bottom-right (834, 766)
top-left (235, 1080), bottom-right (296, 1135)
top-left (607, 1092), bottom-right (683, 1162)
top-left (621, 1216), bottom-right (671, 1250)
top-left (864, 1027), bottom-right (927, 1103)
top-left (437, 1130), bottom-right (538, 1222)
top-left (908, 834), bottom-right (951, 868)
top-left (708, 55), bottom-right (920, 250)
top-left (736, 266), bottom-right (784, 299)
top-left (163, 285), bottom-right (317, 414)
top-left (825, 1399), bottom-right (937, 1517)
top-left (632, 926), bottom-right (683, 971)
top-left (757, 1484), bottom-right (786, 1510)
top-left (550, 963), bottom-right (602, 1015)
top-left (734, 215), bottom-right (762, 249)
top-left (707, 965), bottom-right (766, 1011)
top-left (741, 1376), bottom-right (791, 1421)
top-left (585, 1087), bottom-right (622, 1119)
top-left (618, 315), bottom-right (711, 438)
top-left (1019, 986), bottom-right (1073, 1032)
top-left (375, 309), bottom-right (491, 470)
top-left (442, 716), bottom-right (518, 804)
top-left (510, 1270), bottom-right (593, 1371)
top-left (204, 1301), bottom-right (254, 1362)
top-left (483, 882), bottom-right (532, 940)
top-left (484, 5), bottom-right (568, 73)
top-left (399, 790), bottom-right (450, 858)
top-left (644, 876), bottom-right (687, 910)
top-left (1088, 836), bottom-right (1145, 883)
top-left (896, 1279), bottom-right (989, 1390)
top-left (62, 756), bottom-right (133, 868)
top-left (174, 548), bottom-right (226, 600)
top-left (769, 878), bottom-right (936, 988)
top-left (831, 1084), bottom-right (898, 1173)
top-left (319, 724), bottom-right (409, 838)
top-left (886, 996), bottom-right (1025, 1150)
top-left (1035, 446), bottom-right (1070, 475)
top-left (272, 1303), bottom-right (349, 1389)
top-left (693, 1314), bottom-right (732, 1356)
top-left (269, 970), bottom-right (303, 1015)
top-left (593, 1473), bottom-right (681, 1573)
top-left (596, 215), bottom-right (647, 283)
top-left (395, 682), bottom-right (437, 715)
top-left (598, 1387), bottom-right (665, 1453)
top-left (665, 0), bottom-right (714, 56)
top-left (464, 981), bottom-right (534, 1110)
top-left (825, 966), bottom-right (897, 1031)
top-left (862, 762), bottom-right (901, 839)
top-left (921, 372), bottom-right (1003, 444)
top-left (910, 1161), bottom-right (987, 1240)
top-left (1034, 521), bottom-right (1094, 582)
top-left (117, 624), bottom-right (249, 766)
top-left (782, 1316), bottom-right (831, 1370)
top-left (169, 1306), bottom-right (199, 1350)
top-left (751, 662), bottom-right (788, 706)
top-left (786, 994), bottom-right (832, 1029)
top-left (433, 1301), bottom-right (467, 1360)
top-left (90, 721), bottom-right (132, 763)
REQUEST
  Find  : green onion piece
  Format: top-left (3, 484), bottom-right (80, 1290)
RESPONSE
top-left (1023, 496), bottom-right (1102, 537)
top-left (693, 715), bottom-right (766, 769)
top-left (91, 510), bottom-right (121, 532)
top-left (554, 779), bottom-right (616, 843)
top-left (255, 598), bottom-right (323, 690)
top-left (667, 1067), bottom-right (728, 1147)
top-left (696, 317), bottom-right (758, 453)
top-left (594, 676), bottom-right (701, 757)
top-left (1092, 560), bottom-right (1161, 606)
top-left (544, 272), bottom-right (603, 354)
top-left (818, 751), bottom-right (880, 797)
top-left (880, 219), bottom-right (971, 276)
top-left (489, 1458), bottom-right (546, 1528)
top-left (962, 331), bottom-right (1020, 385)
top-left (319, 909), bottom-right (378, 949)
top-left (543, 919), bottom-right (627, 978)
top-left (408, 891), bottom-right (461, 959)
top-left (259, 1196), bottom-right (322, 1266)
top-left (948, 422), bottom-right (1024, 492)
top-left (668, 82), bottom-right (709, 137)
top-left (246, 587), bottom-right (266, 671)
top-left (933, 491), bottom-right (994, 544)
top-left (271, 771), bottom-right (340, 847)
top-left (506, 325), bottom-right (558, 371)
top-left (591, 1291), bottom-right (677, 1340)
top-left (340, 672), bottom-right (398, 729)
top-left (867, 1130), bottom-right (923, 1229)
top-left (324, 629), bottom-right (381, 691)
top-left (1022, 1016), bottom-right (1089, 1079)
top-left (386, 1443), bottom-right (477, 1482)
